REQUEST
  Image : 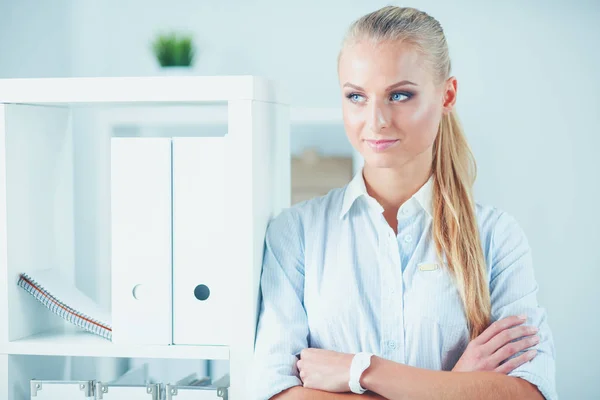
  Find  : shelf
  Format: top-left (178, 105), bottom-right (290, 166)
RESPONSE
top-left (0, 76), bottom-right (287, 105)
top-left (2, 331), bottom-right (229, 360)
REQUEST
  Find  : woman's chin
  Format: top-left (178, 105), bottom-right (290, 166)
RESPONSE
top-left (363, 153), bottom-right (400, 169)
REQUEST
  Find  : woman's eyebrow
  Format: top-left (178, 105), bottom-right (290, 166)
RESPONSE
top-left (387, 80), bottom-right (418, 89)
top-left (343, 80), bottom-right (418, 91)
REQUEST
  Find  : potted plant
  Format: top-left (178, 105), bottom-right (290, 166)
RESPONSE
top-left (151, 31), bottom-right (196, 74)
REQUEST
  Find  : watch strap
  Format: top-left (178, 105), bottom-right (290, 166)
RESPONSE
top-left (349, 352), bottom-right (373, 394)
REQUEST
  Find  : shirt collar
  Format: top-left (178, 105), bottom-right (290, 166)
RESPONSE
top-left (413, 175), bottom-right (434, 218)
top-left (339, 169), bottom-right (434, 219)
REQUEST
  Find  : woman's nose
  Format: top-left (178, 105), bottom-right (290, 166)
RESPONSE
top-left (367, 100), bottom-right (391, 134)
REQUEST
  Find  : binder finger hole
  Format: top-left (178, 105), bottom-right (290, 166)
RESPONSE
top-left (194, 284), bottom-right (210, 301)
top-left (132, 284), bottom-right (147, 300)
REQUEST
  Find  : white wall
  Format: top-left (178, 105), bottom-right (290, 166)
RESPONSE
top-left (458, 3), bottom-right (600, 398)
top-left (1, 0), bottom-right (599, 397)
top-left (0, 0), bottom-right (71, 78)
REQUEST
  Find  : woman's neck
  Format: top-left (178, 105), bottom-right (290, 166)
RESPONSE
top-left (362, 156), bottom-right (432, 213)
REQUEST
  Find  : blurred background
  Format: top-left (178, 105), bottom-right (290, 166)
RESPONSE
top-left (1, 0), bottom-right (599, 398)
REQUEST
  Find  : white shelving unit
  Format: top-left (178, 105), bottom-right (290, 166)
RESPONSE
top-left (0, 76), bottom-right (290, 399)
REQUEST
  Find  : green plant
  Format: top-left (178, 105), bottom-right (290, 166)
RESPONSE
top-left (151, 31), bottom-right (196, 67)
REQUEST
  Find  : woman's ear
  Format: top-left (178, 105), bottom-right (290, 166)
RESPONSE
top-left (442, 76), bottom-right (458, 114)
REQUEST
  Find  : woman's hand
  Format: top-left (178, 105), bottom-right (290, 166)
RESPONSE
top-left (296, 348), bottom-right (354, 392)
top-left (452, 315), bottom-right (539, 374)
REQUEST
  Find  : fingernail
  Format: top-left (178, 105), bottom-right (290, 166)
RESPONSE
top-left (518, 314), bottom-right (527, 321)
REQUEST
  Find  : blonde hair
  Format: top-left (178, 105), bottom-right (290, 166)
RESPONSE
top-left (341, 6), bottom-right (490, 340)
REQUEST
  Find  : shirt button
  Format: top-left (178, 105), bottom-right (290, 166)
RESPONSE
top-left (388, 232), bottom-right (394, 239)
top-left (404, 234), bottom-right (413, 243)
top-left (389, 287), bottom-right (396, 294)
top-left (388, 340), bottom-right (397, 349)
top-left (401, 208), bottom-right (409, 215)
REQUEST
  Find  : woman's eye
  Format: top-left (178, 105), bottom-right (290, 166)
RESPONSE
top-left (347, 93), bottom-right (366, 103)
top-left (346, 92), bottom-right (410, 103)
top-left (390, 92), bottom-right (410, 102)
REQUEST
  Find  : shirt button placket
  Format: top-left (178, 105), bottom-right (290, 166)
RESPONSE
top-left (380, 226), bottom-right (394, 359)
top-left (382, 226), bottom-right (404, 362)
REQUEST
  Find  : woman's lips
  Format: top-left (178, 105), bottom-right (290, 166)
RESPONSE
top-left (365, 139), bottom-right (399, 151)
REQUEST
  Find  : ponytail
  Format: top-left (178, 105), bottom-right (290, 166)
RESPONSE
top-left (432, 110), bottom-right (491, 339)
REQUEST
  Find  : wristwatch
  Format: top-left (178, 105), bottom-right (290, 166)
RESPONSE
top-left (349, 352), bottom-right (373, 394)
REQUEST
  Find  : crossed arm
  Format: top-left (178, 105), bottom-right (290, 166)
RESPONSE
top-left (267, 312), bottom-right (548, 400)
top-left (272, 316), bottom-right (545, 400)
top-left (360, 356), bottom-right (542, 400)
top-left (273, 364), bottom-right (542, 400)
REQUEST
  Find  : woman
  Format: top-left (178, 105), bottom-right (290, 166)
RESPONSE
top-left (252, 6), bottom-right (556, 400)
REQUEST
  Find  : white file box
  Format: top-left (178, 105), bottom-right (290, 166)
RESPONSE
top-left (110, 137), bottom-right (173, 345)
top-left (95, 382), bottom-right (160, 400)
top-left (171, 137), bottom-right (230, 346)
top-left (30, 380), bottom-right (95, 399)
top-left (165, 372), bottom-right (228, 400)
top-left (95, 363), bottom-right (159, 400)
top-left (165, 385), bottom-right (227, 400)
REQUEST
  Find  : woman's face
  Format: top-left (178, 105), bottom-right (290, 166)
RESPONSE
top-left (338, 40), bottom-right (456, 170)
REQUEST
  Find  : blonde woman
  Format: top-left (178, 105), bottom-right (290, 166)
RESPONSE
top-left (252, 6), bottom-right (556, 400)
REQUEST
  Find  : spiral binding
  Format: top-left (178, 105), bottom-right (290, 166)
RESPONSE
top-left (17, 273), bottom-right (112, 341)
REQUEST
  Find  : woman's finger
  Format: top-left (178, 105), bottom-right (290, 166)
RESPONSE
top-left (483, 324), bottom-right (538, 354)
top-left (494, 349), bottom-right (537, 374)
top-left (489, 334), bottom-right (540, 366)
top-left (473, 316), bottom-right (527, 346)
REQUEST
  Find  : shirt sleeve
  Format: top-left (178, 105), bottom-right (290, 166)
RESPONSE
top-left (488, 211), bottom-right (558, 400)
top-left (250, 208), bottom-right (308, 400)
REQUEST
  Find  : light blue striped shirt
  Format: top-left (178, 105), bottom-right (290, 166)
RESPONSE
top-left (251, 171), bottom-right (557, 400)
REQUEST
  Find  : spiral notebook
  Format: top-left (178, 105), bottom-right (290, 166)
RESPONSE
top-left (18, 270), bottom-right (113, 341)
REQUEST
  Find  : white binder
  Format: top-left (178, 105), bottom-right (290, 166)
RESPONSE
top-left (172, 137), bottom-right (230, 345)
top-left (110, 138), bottom-right (173, 345)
